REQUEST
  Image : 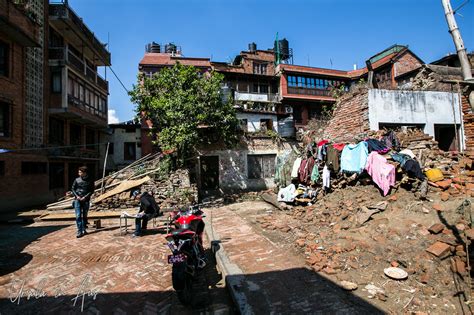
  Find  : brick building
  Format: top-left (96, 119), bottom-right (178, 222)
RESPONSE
top-left (0, 0), bottom-right (110, 212)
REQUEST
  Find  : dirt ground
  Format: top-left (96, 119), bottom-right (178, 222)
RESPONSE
top-left (225, 185), bottom-right (474, 314)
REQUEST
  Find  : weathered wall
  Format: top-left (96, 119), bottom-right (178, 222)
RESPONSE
top-left (368, 89), bottom-right (463, 147)
top-left (323, 86), bottom-right (369, 141)
top-left (236, 112), bottom-right (278, 133)
top-left (199, 138), bottom-right (297, 191)
top-left (394, 52), bottom-right (423, 78)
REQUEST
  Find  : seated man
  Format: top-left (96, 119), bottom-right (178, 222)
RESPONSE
top-left (132, 190), bottom-right (161, 237)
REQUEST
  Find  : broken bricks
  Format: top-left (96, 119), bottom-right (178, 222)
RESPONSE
top-left (426, 241), bottom-right (451, 258)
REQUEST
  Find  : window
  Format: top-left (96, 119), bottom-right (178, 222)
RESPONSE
top-left (260, 119), bottom-right (273, 132)
top-left (49, 162), bottom-right (65, 189)
top-left (124, 142), bottom-right (136, 161)
top-left (247, 154), bottom-right (276, 179)
top-left (51, 70), bottom-right (62, 93)
top-left (0, 103), bottom-right (10, 137)
top-left (22, 162), bottom-right (47, 175)
top-left (0, 161), bottom-right (4, 176)
top-left (73, 81), bottom-right (79, 98)
top-left (253, 84), bottom-right (269, 94)
top-left (85, 89), bottom-right (90, 105)
top-left (253, 62), bottom-right (267, 75)
top-left (68, 77), bottom-right (74, 95)
top-left (70, 123), bottom-right (82, 145)
top-left (125, 127), bottom-right (136, 133)
top-left (85, 128), bottom-right (95, 150)
top-left (49, 118), bottom-right (64, 145)
top-left (108, 143), bottom-right (114, 155)
top-left (0, 41), bottom-right (9, 77)
top-left (288, 76), bottom-right (297, 87)
top-left (79, 85), bottom-right (84, 102)
top-left (239, 119), bottom-right (248, 132)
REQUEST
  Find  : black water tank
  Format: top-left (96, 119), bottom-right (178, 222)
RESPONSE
top-left (249, 42), bottom-right (257, 52)
top-left (279, 38), bottom-right (290, 60)
top-left (148, 42), bottom-right (161, 53)
top-left (165, 43), bottom-right (177, 54)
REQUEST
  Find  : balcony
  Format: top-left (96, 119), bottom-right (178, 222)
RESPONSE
top-left (68, 95), bottom-right (107, 120)
top-left (49, 46), bottom-right (109, 92)
top-left (234, 92), bottom-right (280, 103)
top-left (47, 146), bottom-right (99, 160)
top-left (0, 0), bottom-right (40, 46)
top-left (287, 87), bottom-right (332, 97)
top-left (49, 1), bottom-right (111, 66)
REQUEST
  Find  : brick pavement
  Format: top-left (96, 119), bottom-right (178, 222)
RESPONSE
top-left (0, 219), bottom-right (233, 314)
top-left (205, 202), bottom-right (384, 314)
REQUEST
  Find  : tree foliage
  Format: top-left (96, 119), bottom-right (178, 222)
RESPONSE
top-left (130, 63), bottom-right (239, 163)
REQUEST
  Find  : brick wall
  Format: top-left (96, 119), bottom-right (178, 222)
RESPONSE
top-left (461, 89), bottom-right (474, 156)
top-left (323, 86), bottom-right (369, 142)
top-left (394, 52), bottom-right (423, 78)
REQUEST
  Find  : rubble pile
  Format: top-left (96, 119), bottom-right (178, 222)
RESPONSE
top-left (46, 153), bottom-right (197, 211)
top-left (255, 186), bottom-right (473, 313)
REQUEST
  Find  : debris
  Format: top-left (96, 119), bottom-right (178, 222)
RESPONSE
top-left (384, 267), bottom-right (408, 280)
top-left (426, 241), bottom-right (451, 258)
top-left (94, 176), bottom-right (151, 203)
top-left (356, 206), bottom-right (381, 226)
top-left (340, 281), bottom-right (358, 291)
top-left (428, 223), bottom-right (445, 234)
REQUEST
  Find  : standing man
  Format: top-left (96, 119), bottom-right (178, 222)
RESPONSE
top-left (132, 190), bottom-right (160, 237)
top-left (72, 166), bottom-right (93, 238)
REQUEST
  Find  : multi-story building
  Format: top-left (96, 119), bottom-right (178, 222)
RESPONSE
top-left (0, 0), bottom-right (110, 212)
top-left (46, 0), bottom-right (110, 194)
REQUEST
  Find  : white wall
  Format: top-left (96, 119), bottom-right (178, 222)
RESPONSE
top-left (368, 89), bottom-right (464, 149)
top-left (237, 112), bottom-right (278, 133)
top-left (110, 127), bottom-right (142, 167)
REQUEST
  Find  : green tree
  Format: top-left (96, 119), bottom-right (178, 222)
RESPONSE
top-left (130, 63), bottom-right (238, 164)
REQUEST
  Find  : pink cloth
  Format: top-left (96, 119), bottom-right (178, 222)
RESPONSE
top-left (365, 152), bottom-right (395, 196)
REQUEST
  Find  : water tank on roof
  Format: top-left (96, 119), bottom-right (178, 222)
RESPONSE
top-left (278, 38), bottom-right (290, 60)
top-left (165, 43), bottom-right (177, 54)
top-left (249, 42), bottom-right (257, 53)
top-left (146, 42), bottom-right (161, 53)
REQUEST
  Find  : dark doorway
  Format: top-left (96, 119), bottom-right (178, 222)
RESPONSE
top-left (200, 156), bottom-right (219, 190)
top-left (435, 124), bottom-right (459, 151)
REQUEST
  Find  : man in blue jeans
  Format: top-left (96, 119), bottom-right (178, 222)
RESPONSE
top-left (72, 166), bottom-right (93, 238)
top-left (132, 190), bottom-right (160, 237)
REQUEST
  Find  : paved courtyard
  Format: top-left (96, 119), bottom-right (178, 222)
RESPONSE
top-left (0, 219), bottom-right (233, 314)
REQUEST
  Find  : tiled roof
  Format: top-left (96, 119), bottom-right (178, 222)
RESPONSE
top-left (139, 53), bottom-right (211, 68)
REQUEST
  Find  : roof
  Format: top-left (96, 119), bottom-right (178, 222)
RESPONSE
top-left (278, 64), bottom-right (351, 79)
top-left (139, 53), bottom-right (211, 68)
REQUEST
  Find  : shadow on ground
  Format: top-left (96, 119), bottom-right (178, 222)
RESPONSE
top-left (0, 224), bottom-right (69, 277)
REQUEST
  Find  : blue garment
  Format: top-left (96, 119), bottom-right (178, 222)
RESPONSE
top-left (74, 200), bottom-right (89, 234)
top-left (135, 214), bottom-right (152, 236)
top-left (391, 153), bottom-right (411, 167)
top-left (340, 142), bottom-right (369, 173)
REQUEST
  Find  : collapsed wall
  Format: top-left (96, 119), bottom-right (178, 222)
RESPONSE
top-left (323, 86), bottom-right (370, 142)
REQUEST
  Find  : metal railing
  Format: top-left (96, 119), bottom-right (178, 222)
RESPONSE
top-left (287, 87), bottom-right (332, 97)
top-left (68, 95), bottom-right (107, 119)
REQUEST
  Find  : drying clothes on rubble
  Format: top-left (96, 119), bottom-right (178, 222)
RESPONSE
top-left (304, 156), bottom-right (316, 184)
top-left (382, 130), bottom-right (400, 150)
top-left (317, 144), bottom-right (327, 161)
top-left (311, 164), bottom-right (320, 183)
top-left (365, 139), bottom-right (389, 154)
top-left (322, 165), bottom-right (331, 189)
top-left (291, 157), bottom-right (302, 178)
top-left (326, 145), bottom-right (341, 172)
top-left (391, 153), bottom-right (411, 167)
top-left (298, 158), bottom-right (308, 183)
top-left (277, 184), bottom-right (297, 202)
top-left (403, 159), bottom-right (425, 180)
top-left (365, 152), bottom-right (396, 196)
top-left (340, 141), bottom-right (369, 173)
top-left (275, 152), bottom-right (293, 187)
top-left (399, 149), bottom-right (416, 159)
top-left (332, 143), bottom-right (346, 151)
top-left (317, 139), bottom-right (329, 147)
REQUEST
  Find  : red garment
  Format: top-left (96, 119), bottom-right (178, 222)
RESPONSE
top-left (298, 159), bottom-right (308, 183)
top-left (304, 156), bottom-right (316, 184)
top-left (317, 140), bottom-right (329, 147)
top-left (332, 143), bottom-right (346, 151)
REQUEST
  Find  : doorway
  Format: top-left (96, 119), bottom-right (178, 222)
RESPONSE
top-left (435, 124), bottom-right (460, 151)
top-left (199, 156), bottom-right (219, 190)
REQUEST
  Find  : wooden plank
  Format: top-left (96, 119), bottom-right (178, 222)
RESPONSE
top-left (94, 176), bottom-right (151, 203)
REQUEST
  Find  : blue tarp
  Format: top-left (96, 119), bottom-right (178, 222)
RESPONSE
top-left (340, 142), bottom-right (369, 173)
top-left (0, 149), bottom-right (10, 154)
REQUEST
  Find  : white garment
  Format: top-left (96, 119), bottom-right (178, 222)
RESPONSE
top-left (322, 165), bottom-right (331, 189)
top-left (291, 158), bottom-right (302, 178)
top-left (399, 149), bottom-right (416, 159)
top-left (277, 184), bottom-right (297, 202)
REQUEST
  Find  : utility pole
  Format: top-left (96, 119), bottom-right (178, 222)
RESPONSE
top-left (441, 0), bottom-right (472, 81)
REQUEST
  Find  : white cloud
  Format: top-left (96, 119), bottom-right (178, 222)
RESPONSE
top-left (108, 109), bottom-right (119, 124)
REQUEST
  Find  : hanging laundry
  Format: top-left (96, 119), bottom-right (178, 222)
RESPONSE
top-left (322, 165), bottom-right (331, 189)
top-left (317, 139), bottom-right (329, 147)
top-left (391, 153), bottom-right (411, 167)
top-left (298, 158), bottom-right (308, 183)
top-left (340, 141), bottom-right (369, 173)
top-left (304, 156), bottom-right (316, 184)
top-left (403, 159), bottom-right (425, 180)
top-left (365, 139), bottom-right (389, 153)
top-left (382, 130), bottom-right (400, 150)
top-left (277, 183), bottom-right (297, 202)
top-left (291, 157), bottom-right (302, 178)
top-left (311, 164), bottom-right (320, 183)
top-left (326, 145), bottom-right (341, 172)
top-left (332, 143), bottom-right (346, 151)
top-left (365, 152), bottom-right (396, 196)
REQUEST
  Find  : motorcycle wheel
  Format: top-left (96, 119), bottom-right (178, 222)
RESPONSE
top-left (172, 263), bottom-right (193, 305)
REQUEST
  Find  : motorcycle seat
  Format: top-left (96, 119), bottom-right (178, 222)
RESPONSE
top-left (171, 229), bottom-right (196, 237)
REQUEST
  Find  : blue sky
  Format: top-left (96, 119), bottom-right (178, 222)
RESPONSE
top-left (68, 0), bottom-right (474, 123)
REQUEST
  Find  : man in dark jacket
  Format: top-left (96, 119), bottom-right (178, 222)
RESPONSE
top-left (132, 190), bottom-right (161, 237)
top-left (72, 166), bottom-right (94, 238)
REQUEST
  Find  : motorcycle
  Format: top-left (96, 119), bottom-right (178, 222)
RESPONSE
top-left (165, 204), bottom-right (206, 305)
